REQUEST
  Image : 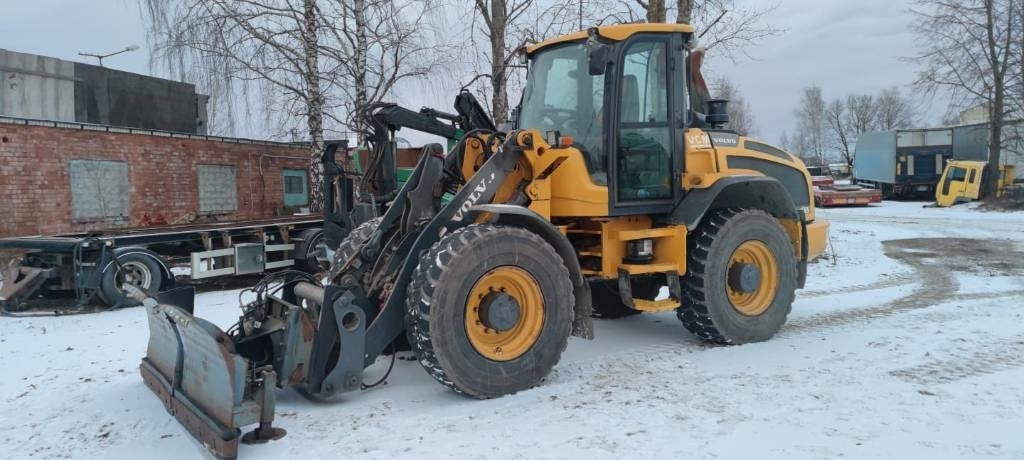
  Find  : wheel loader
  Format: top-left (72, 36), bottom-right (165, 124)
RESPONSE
top-left (137, 23), bottom-right (828, 459)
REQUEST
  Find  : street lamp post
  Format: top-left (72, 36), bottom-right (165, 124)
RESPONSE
top-left (78, 45), bottom-right (140, 67)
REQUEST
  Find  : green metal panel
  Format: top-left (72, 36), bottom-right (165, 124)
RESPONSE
top-left (283, 169), bottom-right (309, 206)
top-left (396, 167), bottom-right (414, 184)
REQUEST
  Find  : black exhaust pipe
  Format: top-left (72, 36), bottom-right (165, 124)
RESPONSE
top-left (706, 99), bottom-right (729, 129)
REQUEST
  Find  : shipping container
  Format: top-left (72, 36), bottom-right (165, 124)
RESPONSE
top-left (854, 122), bottom-right (1023, 197)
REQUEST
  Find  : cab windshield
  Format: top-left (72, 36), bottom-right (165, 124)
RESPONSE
top-left (518, 43), bottom-right (607, 183)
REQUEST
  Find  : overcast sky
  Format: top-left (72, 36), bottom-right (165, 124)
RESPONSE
top-left (0, 0), bottom-right (939, 146)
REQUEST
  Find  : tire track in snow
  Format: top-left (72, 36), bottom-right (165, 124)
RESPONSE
top-left (799, 273), bottom-right (914, 298)
top-left (889, 334), bottom-right (1024, 385)
top-left (785, 238), bottom-right (1024, 334)
top-left (826, 213), bottom-right (1024, 232)
top-left (552, 238), bottom-right (1024, 384)
top-left (784, 289), bottom-right (1024, 334)
top-left (553, 287), bottom-right (1024, 386)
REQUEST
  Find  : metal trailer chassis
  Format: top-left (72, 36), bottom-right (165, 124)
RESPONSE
top-left (0, 218), bottom-right (324, 311)
top-left (0, 237), bottom-right (126, 310)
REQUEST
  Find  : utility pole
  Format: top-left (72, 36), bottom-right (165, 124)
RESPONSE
top-left (78, 45), bottom-right (139, 67)
top-left (578, 0), bottom-right (583, 29)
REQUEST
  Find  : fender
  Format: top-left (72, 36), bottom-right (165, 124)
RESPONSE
top-left (469, 203), bottom-right (594, 340)
top-left (670, 176), bottom-right (799, 230)
top-left (671, 176), bottom-right (808, 288)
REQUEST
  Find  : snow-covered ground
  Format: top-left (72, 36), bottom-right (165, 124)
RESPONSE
top-left (2, 201), bottom-right (1023, 459)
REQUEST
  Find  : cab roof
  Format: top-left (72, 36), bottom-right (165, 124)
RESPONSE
top-left (948, 160), bottom-right (988, 167)
top-left (525, 23), bottom-right (695, 55)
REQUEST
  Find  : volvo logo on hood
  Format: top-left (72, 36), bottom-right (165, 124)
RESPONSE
top-left (709, 133), bottom-right (739, 147)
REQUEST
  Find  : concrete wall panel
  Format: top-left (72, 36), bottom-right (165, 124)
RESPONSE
top-left (0, 49), bottom-right (75, 121)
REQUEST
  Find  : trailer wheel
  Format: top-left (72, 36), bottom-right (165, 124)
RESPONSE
top-left (293, 228), bottom-right (326, 274)
top-left (99, 252), bottom-right (164, 307)
top-left (677, 208), bottom-right (796, 344)
top-left (406, 224), bottom-right (573, 398)
top-left (589, 277), bottom-right (660, 319)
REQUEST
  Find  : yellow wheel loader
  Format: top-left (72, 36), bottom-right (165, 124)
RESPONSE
top-left (138, 23), bottom-right (828, 459)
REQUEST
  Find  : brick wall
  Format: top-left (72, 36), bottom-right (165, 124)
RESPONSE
top-left (0, 123), bottom-right (310, 237)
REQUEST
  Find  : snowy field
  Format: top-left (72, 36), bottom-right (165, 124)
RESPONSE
top-left (2, 201), bottom-right (1024, 459)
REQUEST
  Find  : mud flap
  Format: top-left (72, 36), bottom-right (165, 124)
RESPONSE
top-left (139, 286), bottom-right (281, 460)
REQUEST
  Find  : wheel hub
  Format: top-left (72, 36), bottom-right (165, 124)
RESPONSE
top-left (478, 293), bottom-right (521, 332)
top-left (728, 263), bottom-right (761, 293)
top-left (726, 240), bottom-right (778, 316)
top-left (118, 261), bottom-right (152, 289)
top-left (465, 266), bottom-right (545, 361)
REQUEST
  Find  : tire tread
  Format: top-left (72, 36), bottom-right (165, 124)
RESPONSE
top-left (405, 224), bottom-right (573, 398)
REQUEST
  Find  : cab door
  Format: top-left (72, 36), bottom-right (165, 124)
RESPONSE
top-left (607, 35), bottom-right (685, 215)
top-left (962, 166), bottom-right (982, 199)
top-left (936, 164), bottom-right (968, 206)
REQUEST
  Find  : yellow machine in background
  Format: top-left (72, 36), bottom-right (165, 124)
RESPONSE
top-left (935, 160), bottom-right (1017, 206)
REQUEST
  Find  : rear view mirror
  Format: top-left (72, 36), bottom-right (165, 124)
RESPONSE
top-left (588, 44), bottom-right (609, 75)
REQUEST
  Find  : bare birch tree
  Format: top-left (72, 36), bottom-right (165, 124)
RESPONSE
top-left (825, 99), bottom-right (853, 167)
top-left (846, 94), bottom-right (877, 135)
top-left (675, 0), bottom-right (693, 23)
top-left (712, 76), bottom-right (755, 135)
top-left (139, 0), bottom-right (442, 209)
top-left (911, 0), bottom-right (1022, 197)
top-left (636, 0), bottom-right (667, 22)
top-left (825, 93), bottom-right (888, 168)
top-left (472, 0), bottom-right (534, 126)
top-left (630, 0), bottom-right (782, 58)
top-left (319, 0), bottom-right (442, 141)
top-left (874, 87), bottom-right (915, 131)
top-left (468, 1), bottom-right (580, 126)
top-left (139, 0), bottom-right (330, 207)
top-left (794, 86), bottom-right (827, 165)
top-left (778, 130), bottom-right (792, 152)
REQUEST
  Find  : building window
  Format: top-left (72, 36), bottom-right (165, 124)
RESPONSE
top-left (283, 169), bottom-right (309, 206)
top-left (69, 159), bottom-right (130, 224)
top-left (197, 164), bottom-right (237, 213)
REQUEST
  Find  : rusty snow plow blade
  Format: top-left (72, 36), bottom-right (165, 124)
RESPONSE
top-left (135, 286), bottom-right (284, 460)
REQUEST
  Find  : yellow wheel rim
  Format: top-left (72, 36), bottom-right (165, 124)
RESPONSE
top-left (726, 240), bottom-right (778, 316)
top-left (465, 266), bottom-right (544, 361)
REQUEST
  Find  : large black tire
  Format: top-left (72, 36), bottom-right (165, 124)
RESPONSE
top-left (293, 228), bottom-right (326, 274)
top-left (323, 216), bottom-right (410, 359)
top-left (589, 277), bottom-right (661, 319)
top-left (326, 217), bottom-right (382, 282)
top-left (677, 208), bottom-right (796, 344)
top-left (99, 251), bottom-right (164, 307)
top-left (406, 224), bottom-right (573, 398)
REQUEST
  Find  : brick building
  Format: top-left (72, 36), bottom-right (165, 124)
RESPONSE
top-left (0, 119), bottom-right (312, 238)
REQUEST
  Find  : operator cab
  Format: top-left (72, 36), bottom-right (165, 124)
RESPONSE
top-left (517, 25), bottom-right (696, 215)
